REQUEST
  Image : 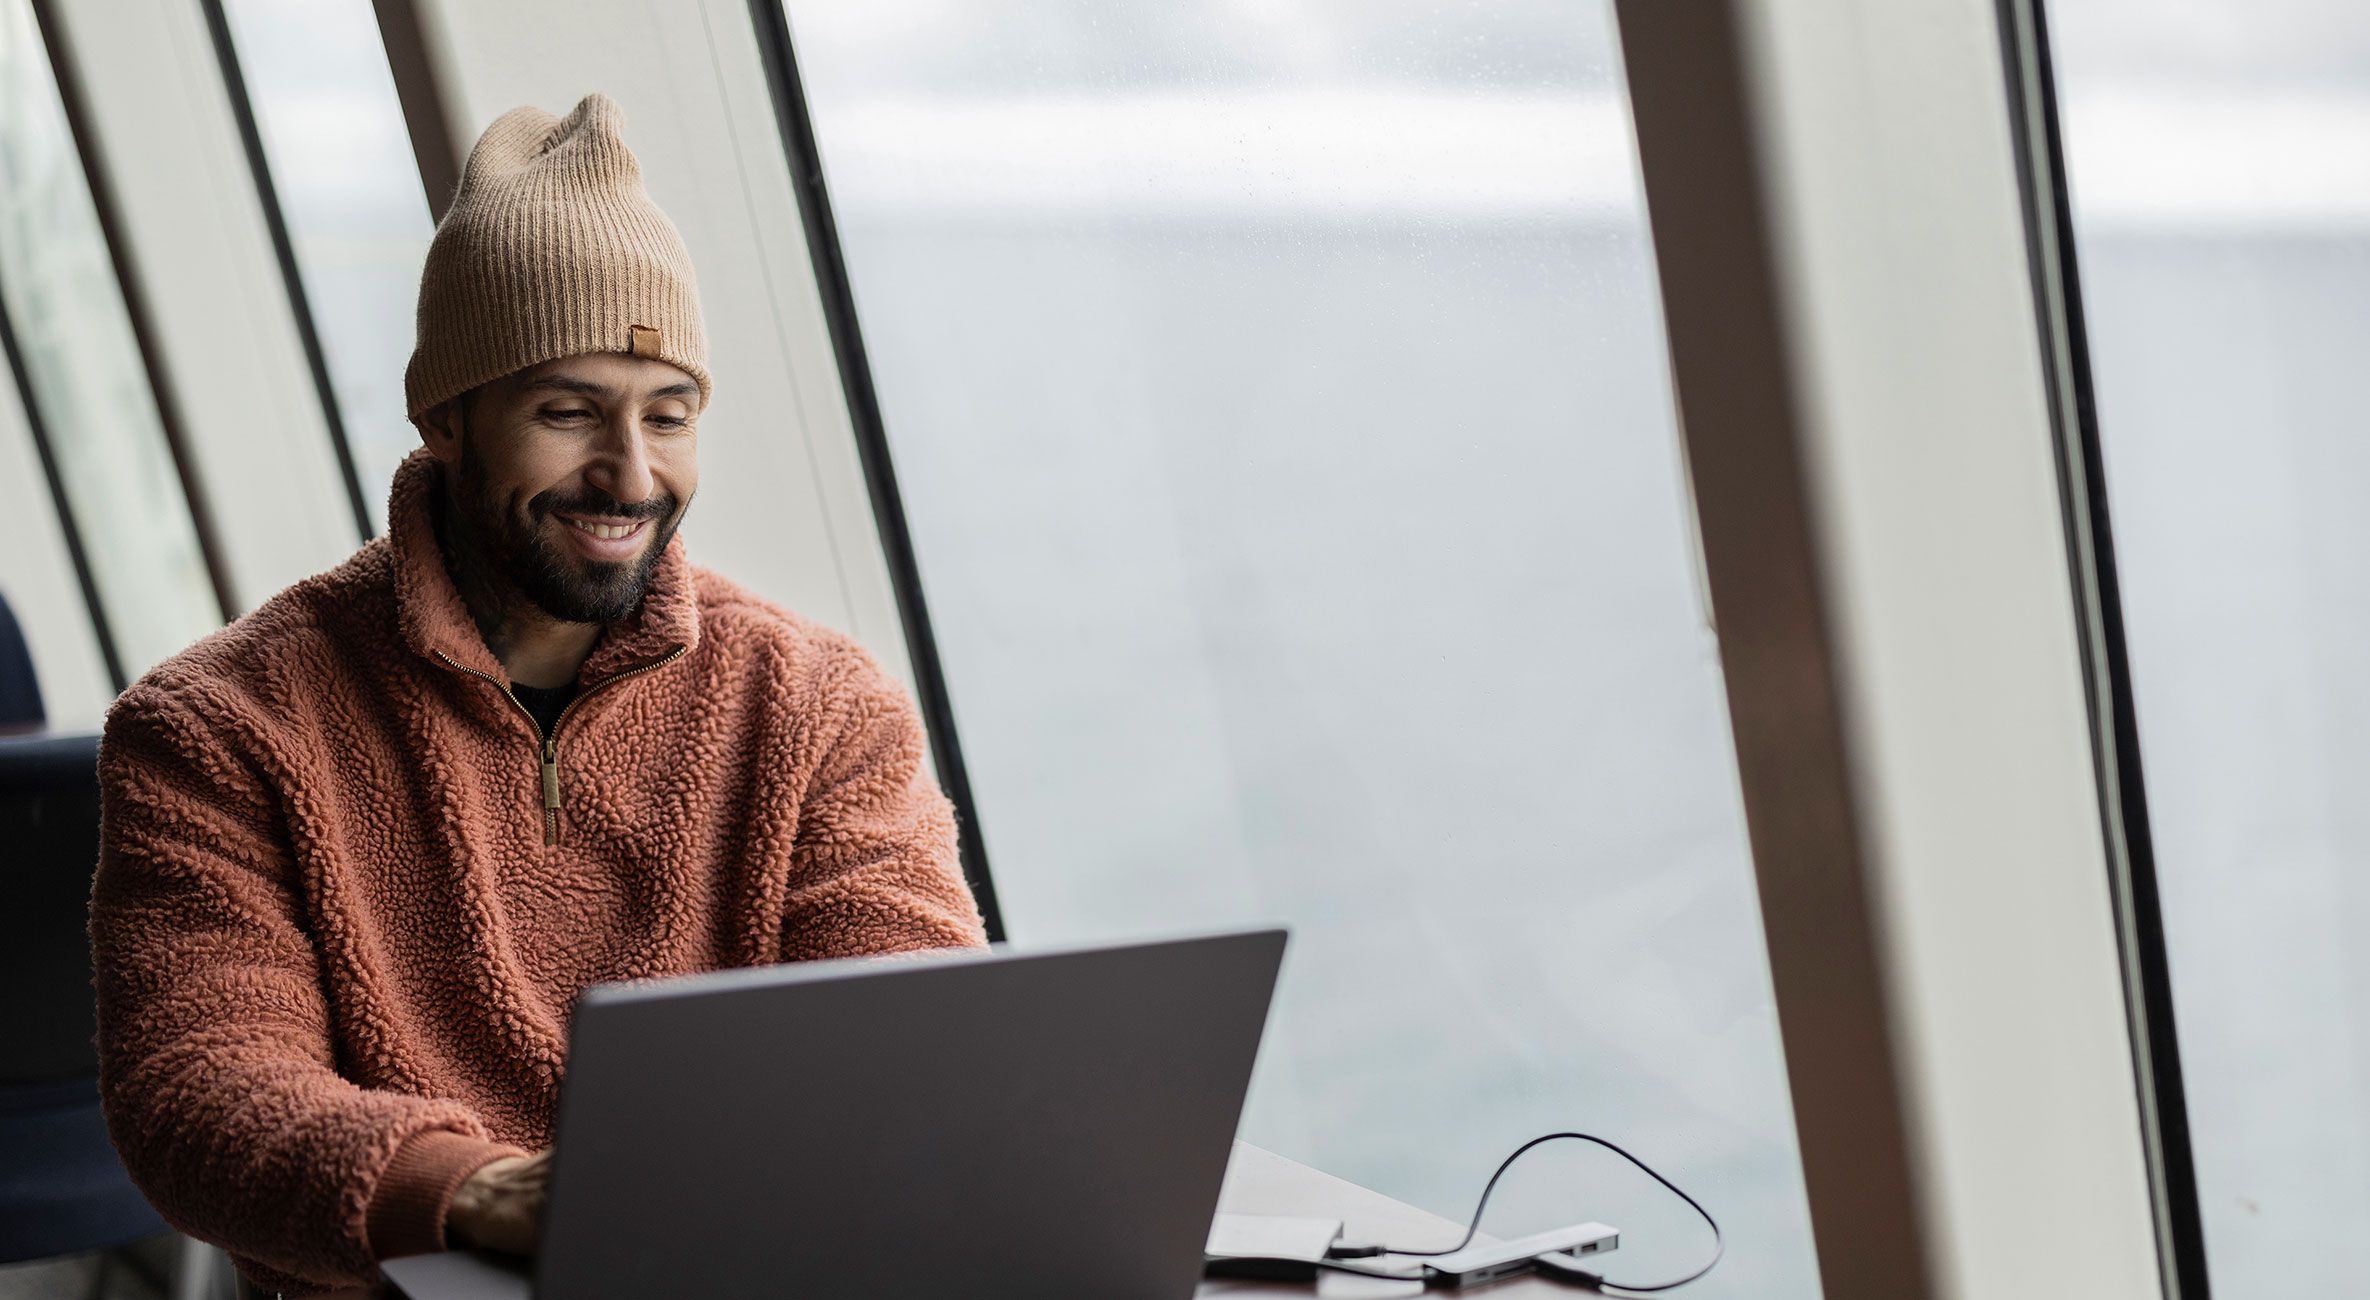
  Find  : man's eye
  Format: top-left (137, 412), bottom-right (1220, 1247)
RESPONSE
top-left (545, 407), bottom-right (595, 420)
top-left (649, 416), bottom-right (690, 430)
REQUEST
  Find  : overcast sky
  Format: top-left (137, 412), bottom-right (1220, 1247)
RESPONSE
top-left (783, 0), bottom-right (2370, 98)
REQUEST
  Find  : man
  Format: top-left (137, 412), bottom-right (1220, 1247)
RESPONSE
top-left (89, 92), bottom-right (987, 1296)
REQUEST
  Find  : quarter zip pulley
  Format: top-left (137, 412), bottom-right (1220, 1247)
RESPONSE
top-left (435, 645), bottom-right (687, 845)
top-left (540, 736), bottom-right (561, 819)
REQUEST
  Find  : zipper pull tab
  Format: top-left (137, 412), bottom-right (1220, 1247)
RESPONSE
top-left (541, 736), bottom-right (560, 811)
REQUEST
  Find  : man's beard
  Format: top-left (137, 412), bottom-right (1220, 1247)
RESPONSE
top-left (448, 437), bottom-right (683, 626)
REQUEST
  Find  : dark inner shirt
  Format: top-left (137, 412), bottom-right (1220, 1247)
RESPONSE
top-left (509, 681), bottom-right (580, 741)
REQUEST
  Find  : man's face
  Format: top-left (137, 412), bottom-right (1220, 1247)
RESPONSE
top-left (420, 353), bottom-right (702, 625)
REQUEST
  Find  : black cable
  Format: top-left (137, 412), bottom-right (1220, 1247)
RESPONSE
top-left (1390, 1131), bottom-right (1722, 1293)
top-left (1206, 1131), bottom-right (1722, 1293)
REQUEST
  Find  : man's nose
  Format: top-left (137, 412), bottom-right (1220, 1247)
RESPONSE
top-left (584, 417), bottom-right (656, 506)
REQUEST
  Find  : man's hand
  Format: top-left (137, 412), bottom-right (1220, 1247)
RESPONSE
top-left (447, 1150), bottom-right (552, 1256)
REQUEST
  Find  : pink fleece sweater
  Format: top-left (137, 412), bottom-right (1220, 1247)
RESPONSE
top-left (89, 451), bottom-right (987, 1293)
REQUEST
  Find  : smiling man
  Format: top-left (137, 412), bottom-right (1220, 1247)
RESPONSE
top-left (88, 93), bottom-right (986, 1297)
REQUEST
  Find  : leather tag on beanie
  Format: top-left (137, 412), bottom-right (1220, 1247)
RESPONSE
top-left (627, 325), bottom-right (662, 358)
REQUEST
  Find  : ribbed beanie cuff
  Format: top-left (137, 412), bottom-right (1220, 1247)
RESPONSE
top-left (404, 92), bottom-right (710, 419)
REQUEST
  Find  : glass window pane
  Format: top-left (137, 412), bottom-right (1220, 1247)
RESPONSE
top-left (2051, 0), bottom-right (2370, 1291)
top-left (780, 3), bottom-right (1816, 1293)
top-left (218, 0), bottom-right (433, 534)
top-left (0, 0), bottom-right (217, 679)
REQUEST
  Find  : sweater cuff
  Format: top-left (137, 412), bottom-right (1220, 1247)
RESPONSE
top-left (366, 1130), bottom-right (524, 1261)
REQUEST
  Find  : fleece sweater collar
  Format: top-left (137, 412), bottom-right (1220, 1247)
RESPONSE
top-left (387, 447), bottom-right (702, 685)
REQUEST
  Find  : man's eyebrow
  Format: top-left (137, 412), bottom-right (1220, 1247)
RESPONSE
top-left (525, 376), bottom-right (699, 402)
top-left (525, 376), bottom-right (614, 399)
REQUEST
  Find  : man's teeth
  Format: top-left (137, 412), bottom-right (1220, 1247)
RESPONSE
top-left (566, 519), bottom-right (641, 540)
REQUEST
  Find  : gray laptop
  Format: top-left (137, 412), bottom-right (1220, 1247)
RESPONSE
top-left (382, 928), bottom-right (1286, 1300)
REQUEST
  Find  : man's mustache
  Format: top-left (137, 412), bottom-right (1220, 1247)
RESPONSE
top-left (529, 489), bottom-right (675, 522)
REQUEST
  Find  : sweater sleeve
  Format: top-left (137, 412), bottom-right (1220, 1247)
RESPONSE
top-left (90, 687), bottom-right (521, 1288)
top-left (780, 642), bottom-right (990, 961)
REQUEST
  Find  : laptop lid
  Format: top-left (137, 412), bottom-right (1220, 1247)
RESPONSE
top-left (531, 927), bottom-right (1287, 1300)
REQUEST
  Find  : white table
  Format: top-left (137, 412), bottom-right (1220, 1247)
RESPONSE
top-left (1203, 1144), bottom-right (1580, 1298)
top-left (375, 1143), bottom-right (1587, 1299)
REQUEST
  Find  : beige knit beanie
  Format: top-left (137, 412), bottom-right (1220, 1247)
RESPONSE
top-left (404, 91), bottom-right (710, 421)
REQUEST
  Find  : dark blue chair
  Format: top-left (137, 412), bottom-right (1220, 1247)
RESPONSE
top-left (0, 731), bottom-right (172, 1266)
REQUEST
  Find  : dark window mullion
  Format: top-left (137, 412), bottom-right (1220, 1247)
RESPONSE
top-left (27, 0), bottom-right (236, 624)
top-left (743, 0), bottom-right (1006, 942)
top-left (1996, 0), bottom-right (2212, 1295)
top-left (0, 282), bottom-right (129, 695)
top-left (198, 0), bottom-right (376, 543)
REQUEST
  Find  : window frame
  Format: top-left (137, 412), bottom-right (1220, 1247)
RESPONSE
top-left (0, 268), bottom-right (121, 716)
top-left (198, 0), bottom-right (377, 542)
top-left (1995, 0), bottom-right (2209, 1291)
top-left (740, 0), bottom-right (1004, 941)
top-left (1617, 0), bottom-right (2170, 1294)
top-left (31, 0), bottom-right (364, 614)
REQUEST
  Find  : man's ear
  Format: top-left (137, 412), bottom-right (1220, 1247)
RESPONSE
top-left (416, 397), bottom-right (465, 465)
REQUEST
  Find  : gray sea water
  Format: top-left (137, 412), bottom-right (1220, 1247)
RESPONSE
top-left (841, 209), bottom-right (1812, 1297)
top-left (2077, 230), bottom-right (2370, 1297)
